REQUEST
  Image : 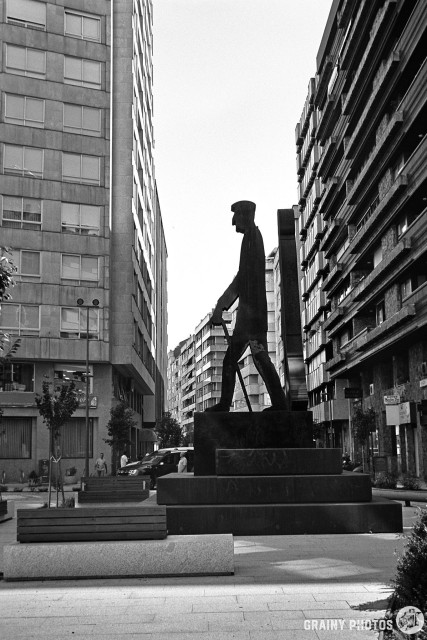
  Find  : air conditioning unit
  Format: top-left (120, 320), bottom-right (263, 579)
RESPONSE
top-left (369, 383), bottom-right (375, 396)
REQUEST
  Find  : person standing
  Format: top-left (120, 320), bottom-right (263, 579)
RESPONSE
top-left (177, 452), bottom-right (187, 473)
top-left (120, 452), bottom-right (128, 468)
top-left (94, 452), bottom-right (107, 477)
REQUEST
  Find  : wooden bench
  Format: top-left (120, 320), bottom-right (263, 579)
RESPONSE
top-left (17, 505), bottom-right (167, 543)
top-left (78, 476), bottom-right (149, 503)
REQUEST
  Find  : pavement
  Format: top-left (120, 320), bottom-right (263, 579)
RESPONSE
top-left (0, 487), bottom-right (426, 640)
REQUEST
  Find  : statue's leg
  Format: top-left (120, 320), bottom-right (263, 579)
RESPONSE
top-left (249, 337), bottom-right (290, 410)
top-left (205, 333), bottom-right (248, 412)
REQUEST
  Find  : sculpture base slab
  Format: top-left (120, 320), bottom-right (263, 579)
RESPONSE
top-left (164, 499), bottom-right (402, 536)
top-left (194, 411), bottom-right (313, 475)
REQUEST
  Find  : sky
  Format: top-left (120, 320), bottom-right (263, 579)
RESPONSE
top-left (153, 0), bottom-right (333, 350)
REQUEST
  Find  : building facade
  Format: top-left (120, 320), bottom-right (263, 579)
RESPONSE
top-left (296, 0), bottom-right (427, 476)
top-left (0, 0), bottom-right (167, 481)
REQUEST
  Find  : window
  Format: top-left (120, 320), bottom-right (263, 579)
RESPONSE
top-left (373, 244), bottom-right (383, 268)
top-left (6, 0), bottom-right (46, 29)
top-left (0, 304), bottom-right (40, 336)
top-left (61, 203), bottom-right (100, 235)
top-left (4, 94), bottom-right (44, 128)
top-left (397, 216), bottom-right (408, 238)
top-left (62, 153), bottom-right (100, 185)
top-left (61, 254), bottom-right (99, 283)
top-left (64, 56), bottom-right (101, 89)
top-left (61, 418), bottom-right (93, 458)
top-left (3, 145), bottom-right (43, 178)
top-left (5, 44), bottom-right (46, 78)
top-left (60, 307), bottom-right (99, 339)
top-left (0, 362), bottom-right (34, 392)
top-left (54, 365), bottom-right (93, 394)
top-left (2, 196), bottom-right (42, 229)
top-left (64, 10), bottom-right (101, 41)
top-left (63, 104), bottom-right (101, 136)
top-left (10, 250), bottom-right (41, 280)
top-left (0, 417), bottom-right (32, 458)
top-left (376, 300), bottom-right (386, 326)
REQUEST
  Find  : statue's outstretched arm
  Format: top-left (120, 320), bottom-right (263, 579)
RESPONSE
top-left (211, 274), bottom-right (239, 325)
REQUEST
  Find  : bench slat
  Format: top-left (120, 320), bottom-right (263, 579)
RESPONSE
top-left (18, 523), bottom-right (166, 534)
top-left (18, 531), bottom-right (167, 542)
top-left (17, 507), bottom-right (165, 518)
top-left (18, 516), bottom-right (166, 526)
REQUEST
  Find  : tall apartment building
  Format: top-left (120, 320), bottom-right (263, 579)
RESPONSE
top-left (296, 0), bottom-right (427, 476)
top-left (0, 0), bottom-right (167, 481)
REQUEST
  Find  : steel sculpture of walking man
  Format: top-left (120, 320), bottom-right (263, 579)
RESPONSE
top-left (206, 200), bottom-right (290, 412)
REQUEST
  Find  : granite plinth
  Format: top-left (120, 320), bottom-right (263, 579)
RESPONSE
top-left (215, 447), bottom-right (342, 475)
top-left (194, 411), bottom-right (313, 475)
top-left (165, 498), bottom-right (403, 535)
top-left (157, 472), bottom-right (372, 504)
top-left (3, 534), bottom-right (234, 581)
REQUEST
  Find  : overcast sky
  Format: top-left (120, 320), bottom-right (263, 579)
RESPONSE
top-left (153, 0), bottom-right (333, 350)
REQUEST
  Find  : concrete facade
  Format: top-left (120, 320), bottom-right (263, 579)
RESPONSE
top-left (296, 0), bottom-right (427, 477)
top-left (0, 0), bottom-right (167, 481)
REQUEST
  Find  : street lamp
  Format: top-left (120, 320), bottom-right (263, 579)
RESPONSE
top-left (77, 298), bottom-right (99, 480)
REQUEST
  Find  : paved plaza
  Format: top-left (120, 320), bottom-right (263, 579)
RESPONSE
top-left (0, 491), bottom-right (423, 640)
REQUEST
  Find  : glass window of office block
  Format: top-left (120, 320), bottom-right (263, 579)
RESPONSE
top-left (61, 418), bottom-right (93, 458)
top-left (60, 307), bottom-right (99, 339)
top-left (61, 203), bottom-right (100, 235)
top-left (62, 153), bottom-right (100, 185)
top-left (65, 10), bottom-right (100, 41)
top-left (6, 0), bottom-right (46, 29)
top-left (61, 254), bottom-right (98, 283)
top-left (54, 364), bottom-right (93, 394)
top-left (4, 94), bottom-right (45, 128)
top-left (64, 56), bottom-right (101, 89)
top-left (2, 196), bottom-right (42, 229)
top-left (10, 250), bottom-right (41, 280)
top-left (0, 417), bottom-right (32, 458)
top-left (63, 104), bottom-right (101, 136)
top-left (5, 44), bottom-right (46, 78)
top-left (3, 145), bottom-right (44, 178)
top-left (0, 304), bottom-right (40, 336)
top-left (0, 362), bottom-right (34, 392)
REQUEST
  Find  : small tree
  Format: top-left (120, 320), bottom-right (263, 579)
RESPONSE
top-left (352, 406), bottom-right (376, 472)
top-left (0, 248), bottom-right (20, 360)
top-left (35, 377), bottom-right (79, 507)
top-left (155, 412), bottom-right (183, 448)
top-left (103, 401), bottom-right (134, 475)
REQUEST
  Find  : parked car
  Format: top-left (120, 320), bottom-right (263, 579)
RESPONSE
top-left (117, 447), bottom-right (194, 489)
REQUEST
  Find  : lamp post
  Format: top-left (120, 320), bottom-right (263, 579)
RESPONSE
top-left (77, 298), bottom-right (99, 480)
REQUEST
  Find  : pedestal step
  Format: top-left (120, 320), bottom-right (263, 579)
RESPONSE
top-left (216, 448), bottom-right (342, 475)
top-left (165, 498), bottom-right (402, 535)
top-left (157, 472), bottom-right (372, 505)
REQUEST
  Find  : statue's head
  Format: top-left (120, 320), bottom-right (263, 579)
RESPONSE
top-left (231, 200), bottom-right (256, 233)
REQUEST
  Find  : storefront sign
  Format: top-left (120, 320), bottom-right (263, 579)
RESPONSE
top-left (77, 395), bottom-right (98, 408)
top-left (344, 387), bottom-right (363, 399)
top-left (420, 378), bottom-right (427, 388)
top-left (399, 401), bottom-right (416, 425)
top-left (384, 395), bottom-right (400, 405)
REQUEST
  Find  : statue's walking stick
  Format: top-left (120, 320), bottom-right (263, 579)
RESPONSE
top-left (221, 320), bottom-right (253, 412)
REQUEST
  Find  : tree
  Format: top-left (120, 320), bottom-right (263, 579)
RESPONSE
top-left (0, 248), bottom-right (20, 359)
top-left (352, 406), bottom-right (376, 472)
top-left (35, 377), bottom-right (79, 507)
top-left (103, 401), bottom-right (135, 475)
top-left (155, 412), bottom-right (183, 448)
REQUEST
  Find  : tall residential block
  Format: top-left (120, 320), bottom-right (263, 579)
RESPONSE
top-left (296, 0), bottom-right (427, 476)
top-left (0, 0), bottom-right (167, 480)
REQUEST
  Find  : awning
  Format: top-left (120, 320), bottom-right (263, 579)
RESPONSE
top-left (140, 428), bottom-right (158, 442)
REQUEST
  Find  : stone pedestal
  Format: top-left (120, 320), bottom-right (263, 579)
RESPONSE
top-left (157, 412), bottom-right (402, 536)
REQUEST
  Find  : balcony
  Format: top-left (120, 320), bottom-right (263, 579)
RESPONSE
top-left (344, 50), bottom-right (400, 159)
top-left (319, 219), bottom-right (341, 252)
top-left (319, 177), bottom-right (339, 218)
top-left (322, 262), bottom-right (344, 292)
top-left (304, 328), bottom-right (328, 362)
top-left (322, 306), bottom-right (345, 331)
top-left (314, 55), bottom-right (333, 107)
top-left (317, 136), bottom-right (337, 180)
top-left (342, 0), bottom-right (398, 117)
top-left (346, 112), bottom-right (404, 201)
top-left (349, 174), bottom-right (408, 253)
top-left (307, 363), bottom-right (328, 392)
top-left (325, 352), bottom-right (346, 371)
top-left (339, 0), bottom-right (372, 70)
top-left (303, 291), bottom-right (328, 330)
top-left (356, 304), bottom-right (416, 351)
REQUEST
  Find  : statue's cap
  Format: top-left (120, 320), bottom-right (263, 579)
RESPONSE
top-left (231, 200), bottom-right (256, 215)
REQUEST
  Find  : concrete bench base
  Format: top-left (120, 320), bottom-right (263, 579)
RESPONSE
top-left (3, 534), bottom-right (234, 581)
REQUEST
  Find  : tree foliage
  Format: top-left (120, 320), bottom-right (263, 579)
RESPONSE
top-left (0, 248), bottom-right (20, 358)
top-left (103, 401), bottom-right (135, 474)
top-left (155, 412), bottom-right (183, 448)
top-left (352, 406), bottom-right (376, 444)
top-left (35, 378), bottom-right (79, 440)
